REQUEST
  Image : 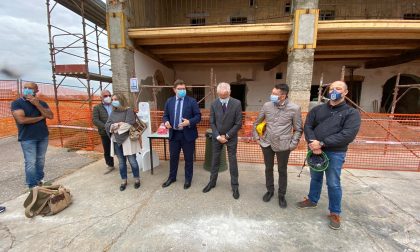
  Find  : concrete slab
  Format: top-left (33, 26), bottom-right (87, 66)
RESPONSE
top-left (0, 161), bottom-right (419, 251)
top-left (0, 136), bottom-right (102, 203)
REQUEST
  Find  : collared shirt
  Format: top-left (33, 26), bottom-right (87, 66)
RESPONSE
top-left (219, 97), bottom-right (230, 106)
top-left (174, 96), bottom-right (184, 129)
top-left (103, 103), bottom-right (112, 116)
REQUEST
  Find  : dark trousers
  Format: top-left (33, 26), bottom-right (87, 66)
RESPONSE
top-left (100, 134), bottom-right (114, 167)
top-left (261, 146), bottom-right (291, 197)
top-left (210, 137), bottom-right (239, 190)
top-left (169, 130), bottom-right (195, 183)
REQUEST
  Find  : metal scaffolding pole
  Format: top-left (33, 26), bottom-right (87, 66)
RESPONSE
top-left (95, 24), bottom-right (103, 91)
top-left (81, 0), bottom-right (95, 150)
top-left (46, 0), bottom-right (64, 147)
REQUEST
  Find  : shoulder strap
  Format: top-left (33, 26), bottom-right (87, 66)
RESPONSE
top-left (24, 187), bottom-right (40, 218)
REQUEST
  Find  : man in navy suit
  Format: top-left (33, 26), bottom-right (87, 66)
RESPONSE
top-left (162, 79), bottom-right (201, 189)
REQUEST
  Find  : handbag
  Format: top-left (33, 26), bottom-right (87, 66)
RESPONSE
top-left (128, 110), bottom-right (147, 140)
top-left (23, 185), bottom-right (72, 218)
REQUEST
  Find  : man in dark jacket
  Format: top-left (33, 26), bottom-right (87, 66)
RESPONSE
top-left (296, 80), bottom-right (361, 230)
top-left (93, 90), bottom-right (115, 174)
top-left (162, 79), bottom-right (201, 190)
top-left (202, 82), bottom-right (243, 199)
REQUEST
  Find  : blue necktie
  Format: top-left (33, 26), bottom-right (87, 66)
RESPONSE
top-left (174, 98), bottom-right (182, 129)
top-left (222, 102), bottom-right (227, 113)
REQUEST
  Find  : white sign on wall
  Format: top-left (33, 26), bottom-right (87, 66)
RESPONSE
top-left (130, 78), bottom-right (139, 93)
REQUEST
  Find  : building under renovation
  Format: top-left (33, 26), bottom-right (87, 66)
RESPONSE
top-left (106, 0), bottom-right (420, 114)
top-left (41, 0), bottom-right (420, 172)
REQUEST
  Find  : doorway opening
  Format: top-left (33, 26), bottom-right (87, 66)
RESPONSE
top-left (230, 84), bottom-right (247, 111)
top-left (381, 74), bottom-right (420, 114)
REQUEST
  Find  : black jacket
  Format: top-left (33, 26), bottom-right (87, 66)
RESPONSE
top-left (304, 101), bottom-right (361, 152)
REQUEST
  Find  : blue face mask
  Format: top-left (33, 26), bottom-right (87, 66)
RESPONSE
top-left (270, 95), bottom-right (279, 104)
top-left (177, 89), bottom-right (186, 98)
top-left (23, 88), bottom-right (34, 96)
top-left (111, 101), bottom-right (120, 107)
top-left (328, 89), bottom-right (342, 101)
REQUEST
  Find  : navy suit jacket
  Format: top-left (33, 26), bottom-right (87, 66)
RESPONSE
top-left (163, 95), bottom-right (201, 142)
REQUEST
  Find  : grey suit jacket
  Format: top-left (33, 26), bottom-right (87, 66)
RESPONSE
top-left (93, 103), bottom-right (110, 136)
top-left (210, 97), bottom-right (243, 139)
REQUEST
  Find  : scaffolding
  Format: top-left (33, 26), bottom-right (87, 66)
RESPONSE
top-left (46, 0), bottom-right (112, 149)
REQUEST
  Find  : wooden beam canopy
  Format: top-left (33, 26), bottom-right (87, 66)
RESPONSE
top-left (364, 48), bottom-right (420, 69)
top-left (128, 20), bottom-right (420, 65)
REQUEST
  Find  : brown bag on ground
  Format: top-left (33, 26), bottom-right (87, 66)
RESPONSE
top-left (23, 185), bottom-right (72, 218)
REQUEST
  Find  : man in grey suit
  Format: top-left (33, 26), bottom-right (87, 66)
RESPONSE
top-left (93, 90), bottom-right (115, 174)
top-left (203, 82), bottom-right (243, 199)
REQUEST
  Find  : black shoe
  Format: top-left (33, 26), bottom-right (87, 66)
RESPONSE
top-left (162, 178), bottom-right (176, 188)
top-left (279, 196), bottom-right (287, 208)
top-left (263, 191), bottom-right (274, 202)
top-left (0, 206), bottom-right (5, 213)
top-left (120, 183), bottom-right (127, 191)
top-left (104, 166), bottom-right (115, 175)
top-left (233, 189), bottom-right (240, 199)
top-left (202, 182), bottom-right (215, 193)
top-left (134, 181), bottom-right (141, 189)
top-left (184, 181), bottom-right (191, 190)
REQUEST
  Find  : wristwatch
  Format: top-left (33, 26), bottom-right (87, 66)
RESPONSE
top-left (319, 141), bottom-right (325, 147)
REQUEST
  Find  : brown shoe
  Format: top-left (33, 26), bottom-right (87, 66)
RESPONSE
top-left (328, 213), bottom-right (341, 230)
top-left (296, 197), bottom-right (317, 209)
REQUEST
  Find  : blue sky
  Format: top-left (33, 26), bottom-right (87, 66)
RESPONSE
top-left (0, 0), bottom-right (110, 86)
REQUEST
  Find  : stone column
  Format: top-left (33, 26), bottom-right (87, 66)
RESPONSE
top-left (286, 0), bottom-right (319, 112)
top-left (107, 0), bottom-right (136, 107)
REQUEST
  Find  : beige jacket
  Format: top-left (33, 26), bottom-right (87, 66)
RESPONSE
top-left (253, 99), bottom-right (303, 152)
top-left (110, 123), bottom-right (141, 157)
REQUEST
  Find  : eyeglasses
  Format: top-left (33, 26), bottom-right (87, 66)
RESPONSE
top-left (103, 95), bottom-right (111, 97)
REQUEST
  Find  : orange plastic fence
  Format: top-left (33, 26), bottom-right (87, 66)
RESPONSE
top-left (1, 80), bottom-right (419, 171)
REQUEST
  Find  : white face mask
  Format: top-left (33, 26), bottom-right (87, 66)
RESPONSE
top-left (103, 96), bottom-right (111, 104)
top-left (219, 98), bottom-right (229, 104)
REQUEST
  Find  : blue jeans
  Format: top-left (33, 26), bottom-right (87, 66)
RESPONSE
top-left (114, 143), bottom-right (140, 180)
top-left (20, 137), bottom-right (49, 188)
top-left (308, 151), bottom-right (346, 215)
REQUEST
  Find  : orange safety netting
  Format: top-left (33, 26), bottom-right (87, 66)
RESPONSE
top-left (1, 80), bottom-right (419, 171)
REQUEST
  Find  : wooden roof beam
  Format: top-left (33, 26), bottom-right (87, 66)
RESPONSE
top-left (264, 48), bottom-right (288, 71)
top-left (163, 56), bottom-right (272, 62)
top-left (129, 23), bottom-right (292, 38)
top-left (364, 48), bottom-right (420, 69)
top-left (316, 44), bottom-right (419, 51)
top-left (318, 20), bottom-right (420, 32)
top-left (150, 46), bottom-right (284, 55)
top-left (134, 34), bottom-right (289, 46)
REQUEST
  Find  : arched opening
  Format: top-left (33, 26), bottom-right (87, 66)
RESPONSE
top-left (380, 74), bottom-right (420, 114)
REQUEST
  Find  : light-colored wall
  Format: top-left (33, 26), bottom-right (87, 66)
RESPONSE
top-left (133, 50), bottom-right (174, 109)
top-left (174, 62), bottom-right (288, 111)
